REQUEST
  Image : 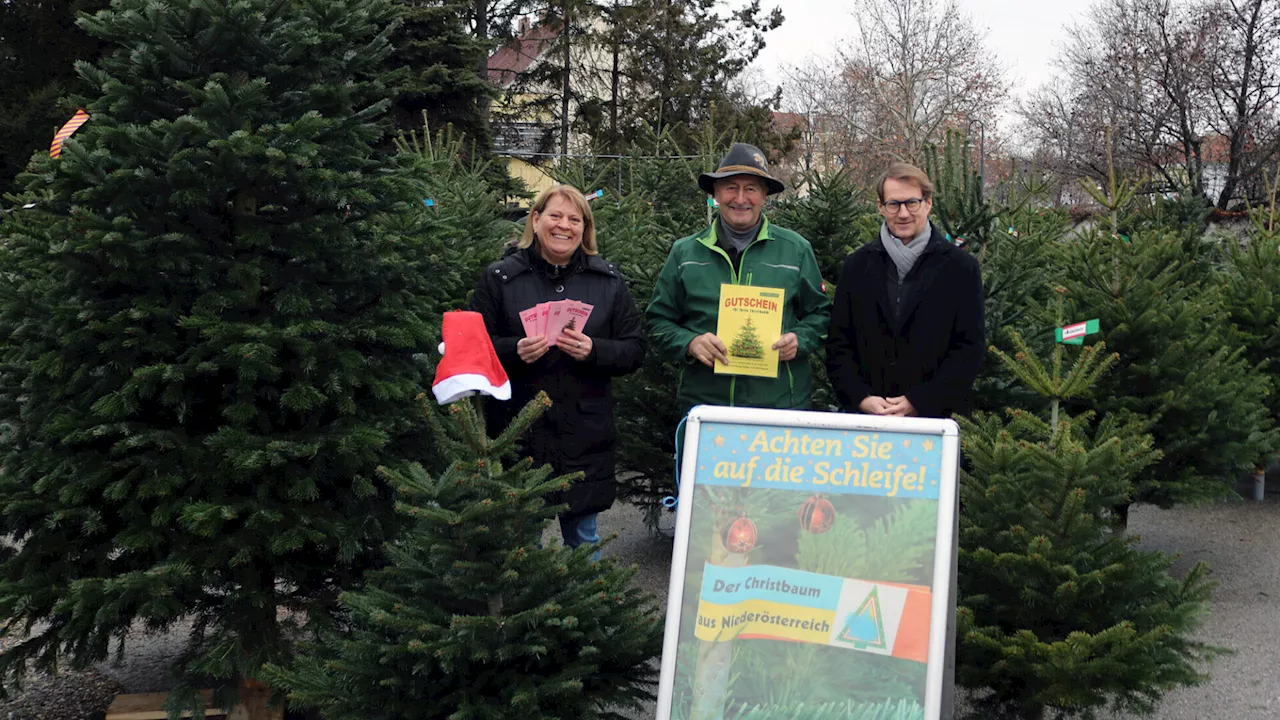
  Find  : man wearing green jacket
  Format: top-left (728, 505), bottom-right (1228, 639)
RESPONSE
top-left (647, 143), bottom-right (831, 412)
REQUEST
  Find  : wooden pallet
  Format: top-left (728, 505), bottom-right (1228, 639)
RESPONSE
top-left (105, 690), bottom-right (225, 720)
top-left (106, 685), bottom-right (282, 720)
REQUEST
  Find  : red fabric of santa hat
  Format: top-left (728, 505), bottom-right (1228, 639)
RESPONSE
top-left (432, 310), bottom-right (512, 405)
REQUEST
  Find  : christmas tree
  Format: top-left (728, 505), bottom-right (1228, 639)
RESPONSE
top-left (0, 0), bottom-right (432, 706)
top-left (267, 394), bottom-right (662, 719)
top-left (1055, 227), bottom-right (1278, 507)
top-left (391, 117), bottom-right (516, 331)
top-left (923, 130), bottom-right (1000, 253)
top-left (771, 168), bottom-right (878, 282)
top-left (730, 318), bottom-right (765, 359)
top-left (1219, 175), bottom-right (1280, 422)
top-left (956, 313), bottom-right (1221, 718)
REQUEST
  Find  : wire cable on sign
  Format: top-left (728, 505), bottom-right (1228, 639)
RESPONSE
top-left (662, 414), bottom-right (690, 509)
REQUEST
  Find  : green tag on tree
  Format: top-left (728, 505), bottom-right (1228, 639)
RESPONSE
top-left (1055, 318), bottom-right (1100, 345)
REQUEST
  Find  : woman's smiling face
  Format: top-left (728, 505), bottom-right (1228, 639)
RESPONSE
top-left (532, 194), bottom-right (584, 264)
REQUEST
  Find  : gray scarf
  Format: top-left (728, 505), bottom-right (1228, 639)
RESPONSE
top-left (880, 223), bottom-right (931, 281)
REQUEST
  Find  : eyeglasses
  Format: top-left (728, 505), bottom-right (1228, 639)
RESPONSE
top-left (881, 198), bottom-right (927, 213)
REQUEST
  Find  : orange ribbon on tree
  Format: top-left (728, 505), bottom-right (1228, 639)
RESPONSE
top-left (50, 109), bottom-right (90, 159)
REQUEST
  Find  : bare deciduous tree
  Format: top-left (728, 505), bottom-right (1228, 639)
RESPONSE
top-left (1020, 0), bottom-right (1280, 208)
top-left (1206, 0), bottom-right (1280, 207)
top-left (781, 0), bottom-right (1006, 184)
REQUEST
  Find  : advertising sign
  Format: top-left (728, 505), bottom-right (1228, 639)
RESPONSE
top-left (656, 406), bottom-right (960, 720)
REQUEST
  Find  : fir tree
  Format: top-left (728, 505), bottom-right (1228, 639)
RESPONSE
top-left (620, 0), bottom-right (784, 150)
top-left (592, 129), bottom-right (726, 524)
top-left (956, 322), bottom-right (1221, 719)
top-left (1219, 176), bottom-right (1280, 422)
top-left (729, 317), bottom-right (765, 358)
top-left (0, 0), bottom-right (110, 190)
top-left (770, 168), bottom-right (878, 283)
top-left (923, 130), bottom-right (1000, 253)
top-left (1055, 228), bottom-right (1279, 506)
top-left (915, 132), bottom-right (1059, 413)
top-left (923, 131), bottom-right (1056, 353)
top-left (392, 118), bottom-right (517, 325)
top-left (386, 0), bottom-right (495, 151)
top-left (267, 394), bottom-right (663, 719)
top-left (0, 0), bottom-right (433, 704)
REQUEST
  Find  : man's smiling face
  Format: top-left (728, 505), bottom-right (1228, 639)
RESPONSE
top-left (714, 175), bottom-right (767, 232)
top-left (879, 177), bottom-right (933, 240)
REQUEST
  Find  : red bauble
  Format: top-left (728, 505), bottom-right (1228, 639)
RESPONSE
top-left (722, 516), bottom-right (757, 554)
top-left (799, 495), bottom-right (836, 534)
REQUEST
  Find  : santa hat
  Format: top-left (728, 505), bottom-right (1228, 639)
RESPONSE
top-left (432, 311), bottom-right (512, 405)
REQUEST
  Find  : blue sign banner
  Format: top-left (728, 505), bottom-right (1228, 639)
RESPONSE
top-left (694, 422), bottom-right (942, 499)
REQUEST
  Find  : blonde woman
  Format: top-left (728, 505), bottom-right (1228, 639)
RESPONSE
top-left (470, 184), bottom-right (646, 551)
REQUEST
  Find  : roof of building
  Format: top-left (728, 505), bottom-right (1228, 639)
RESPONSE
top-left (487, 23), bottom-right (559, 88)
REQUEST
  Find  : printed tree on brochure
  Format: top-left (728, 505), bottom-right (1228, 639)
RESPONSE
top-left (0, 0), bottom-right (435, 709)
top-left (268, 394), bottom-right (662, 719)
top-left (730, 317), bottom-right (765, 358)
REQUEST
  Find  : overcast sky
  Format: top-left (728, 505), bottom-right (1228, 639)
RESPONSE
top-left (749, 0), bottom-right (1096, 117)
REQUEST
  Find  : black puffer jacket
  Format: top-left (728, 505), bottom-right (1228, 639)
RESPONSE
top-left (470, 245), bottom-right (646, 517)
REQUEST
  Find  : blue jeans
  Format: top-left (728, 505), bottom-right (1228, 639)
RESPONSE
top-left (559, 513), bottom-right (599, 547)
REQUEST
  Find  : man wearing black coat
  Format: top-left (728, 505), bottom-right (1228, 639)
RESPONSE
top-left (826, 163), bottom-right (983, 720)
top-left (826, 162), bottom-right (985, 420)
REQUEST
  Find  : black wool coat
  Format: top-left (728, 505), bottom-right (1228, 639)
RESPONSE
top-left (825, 223), bottom-right (985, 419)
top-left (470, 245), bottom-right (646, 517)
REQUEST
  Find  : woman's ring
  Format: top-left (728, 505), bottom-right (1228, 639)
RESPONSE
top-left (577, 341), bottom-right (582, 348)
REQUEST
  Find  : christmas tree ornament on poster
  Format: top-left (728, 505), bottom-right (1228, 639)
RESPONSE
top-left (721, 514), bottom-right (757, 554)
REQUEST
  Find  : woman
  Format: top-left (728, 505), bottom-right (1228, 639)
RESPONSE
top-left (470, 184), bottom-right (646, 550)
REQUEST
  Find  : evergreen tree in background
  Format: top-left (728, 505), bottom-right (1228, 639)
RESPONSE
top-left (386, 0), bottom-right (495, 152)
top-left (392, 119), bottom-right (517, 323)
top-left (621, 0), bottom-right (785, 150)
top-left (0, 0), bottom-right (433, 704)
top-left (957, 323), bottom-right (1220, 719)
top-left (923, 132), bottom-right (1056, 354)
top-left (1219, 183), bottom-right (1280, 423)
top-left (770, 168), bottom-right (878, 282)
top-left (0, 0), bottom-right (109, 190)
top-left (1056, 229), bottom-right (1279, 506)
top-left (269, 394), bottom-right (662, 719)
top-left (500, 0), bottom-right (792, 157)
top-left (923, 131), bottom-right (1000, 253)
top-left (572, 127), bottom-right (725, 524)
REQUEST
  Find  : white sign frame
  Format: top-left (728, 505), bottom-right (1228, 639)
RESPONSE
top-left (655, 405), bottom-right (960, 720)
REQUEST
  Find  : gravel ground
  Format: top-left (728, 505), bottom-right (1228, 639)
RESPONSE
top-left (591, 471), bottom-right (1280, 720)
top-left (5, 471), bottom-right (1276, 719)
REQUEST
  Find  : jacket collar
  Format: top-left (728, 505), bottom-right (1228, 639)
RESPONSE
top-left (497, 243), bottom-right (617, 282)
top-left (698, 214), bottom-right (773, 250)
top-left (871, 222), bottom-right (958, 331)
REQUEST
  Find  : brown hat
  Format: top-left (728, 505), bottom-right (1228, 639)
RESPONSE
top-left (698, 142), bottom-right (785, 196)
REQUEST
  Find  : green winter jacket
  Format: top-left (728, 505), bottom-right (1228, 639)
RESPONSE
top-left (646, 216), bottom-right (832, 411)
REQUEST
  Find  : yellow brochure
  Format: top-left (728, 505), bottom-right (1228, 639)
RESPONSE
top-left (714, 284), bottom-right (785, 378)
